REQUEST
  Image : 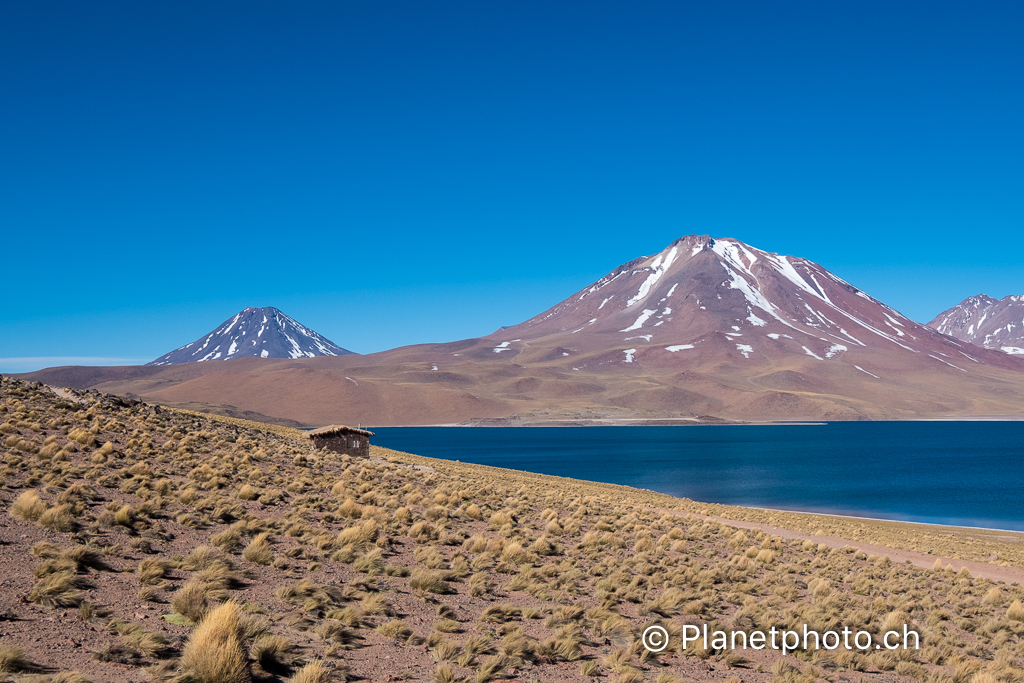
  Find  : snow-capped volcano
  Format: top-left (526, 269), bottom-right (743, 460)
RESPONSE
top-left (928, 294), bottom-right (1024, 355)
top-left (491, 234), bottom-right (1002, 372)
top-left (147, 307), bottom-right (353, 366)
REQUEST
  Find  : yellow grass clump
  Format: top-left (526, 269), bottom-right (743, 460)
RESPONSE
top-left (10, 490), bottom-right (47, 522)
top-left (288, 660), bottom-right (330, 683)
top-left (180, 601), bottom-right (251, 683)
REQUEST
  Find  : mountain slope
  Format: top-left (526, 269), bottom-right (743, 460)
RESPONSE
top-left (928, 295), bottom-right (1024, 355)
top-left (489, 234), bottom-right (1006, 371)
top-left (16, 236), bottom-right (1024, 425)
top-left (148, 306), bottom-right (354, 365)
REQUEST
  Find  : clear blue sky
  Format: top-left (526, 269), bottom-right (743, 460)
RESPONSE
top-left (2, 2), bottom-right (1022, 372)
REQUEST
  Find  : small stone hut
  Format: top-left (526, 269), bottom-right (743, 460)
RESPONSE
top-left (308, 424), bottom-right (375, 458)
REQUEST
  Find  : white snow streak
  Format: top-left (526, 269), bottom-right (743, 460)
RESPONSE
top-left (222, 313), bottom-right (242, 336)
top-left (802, 346), bottom-right (823, 360)
top-left (838, 328), bottom-right (866, 346)
top-left (621, 309), bottom-right (657, 332)
top-left (626, 246), bottom-right (678, 307)
top-left (718, 262), bottom-right (801, 333)
top-left (929, 354), bottom-right (966, 371)
top-left (854, 365), bottom-right (879, 378)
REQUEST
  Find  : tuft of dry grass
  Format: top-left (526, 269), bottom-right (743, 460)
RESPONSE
top-left (93, 642), bottom-right (143, 665)
top-left (434, 618), bottom-right (461, 633)
top-left (242, 533), bottom-right (274, 566)
top-left (180, 545), bottom-right (225, 571)
top-left (172, 580), bottom-right (225, 624)
top-left (353, 548), bottom-right (384, 575)
top-left (318, 621), bottom-right (360, 650)
top-left (179, 601), bottom-right (251, 683)
top-left (137, 558), bottom-right (172, 585)
top-left (251, 634), bottom-right (296, 674)
top-left (10, 490), bottom-right (47, 522)
top-left (38, 503), bottom-right (75, 532)
top-left (409, 569), bottom-right (452, 594)
top-left (288, 660), bottom-right (330, 683)
top-left (377, 619), bottom-right (413, 641)
top-left (0, 645), bottom-right (35, 673)
top-left (238, 484), bottom-right (260, 501)
top-left (434, 664), bottom-right (459, 683)
top-left (29, 570), bottom-right (86, 607)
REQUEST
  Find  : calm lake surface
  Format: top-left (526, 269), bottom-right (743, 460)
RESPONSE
top-left (372, 422), bottom-right (1024, 531)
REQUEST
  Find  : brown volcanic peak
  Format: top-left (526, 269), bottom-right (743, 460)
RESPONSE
top-left (928, 294), bottom-right (1024, 356)
top-left (14, 236), bottom-right (1024, 425)
top-left (489, 234), bottom-right (1013, 373)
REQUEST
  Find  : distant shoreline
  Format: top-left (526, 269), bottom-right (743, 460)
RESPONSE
top-left (732, 504), bottom-right (1024, 535)
top-left (368, 416), bottom-right (1024, 427)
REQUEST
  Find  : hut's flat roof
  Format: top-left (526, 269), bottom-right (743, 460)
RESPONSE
top-left (308, 424), bottom-right (375, 438)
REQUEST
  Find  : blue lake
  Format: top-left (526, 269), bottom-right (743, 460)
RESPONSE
top-left (372, 422), bottom-right (1024, 531)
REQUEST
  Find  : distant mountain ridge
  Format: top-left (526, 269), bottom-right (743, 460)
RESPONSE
top-left (148, 306), bottom-right (353, 365)
top-left (928, 295), bottom-right (1024, 355)
top-left (17, 236), bottom-right (1024, 425)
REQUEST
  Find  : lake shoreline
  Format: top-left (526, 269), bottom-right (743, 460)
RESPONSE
top-left (368, 415), bottom-right (1024, 427)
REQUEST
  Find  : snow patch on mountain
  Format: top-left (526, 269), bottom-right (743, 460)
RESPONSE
top-left (802, 346), bottom-right (823, 360)
top-left (626, 246), bottom-right (678, 307)
top-left (621, 309), bottom-right (657, 332)
top-left (855, 365), bottom-right (879, 378)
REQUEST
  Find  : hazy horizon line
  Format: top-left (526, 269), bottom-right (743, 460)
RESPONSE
top-left (0, 357), bottom-right (151, 373)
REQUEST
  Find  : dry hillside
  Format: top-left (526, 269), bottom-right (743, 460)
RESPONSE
top-left (2, 376), bottom-right (1024, 683)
